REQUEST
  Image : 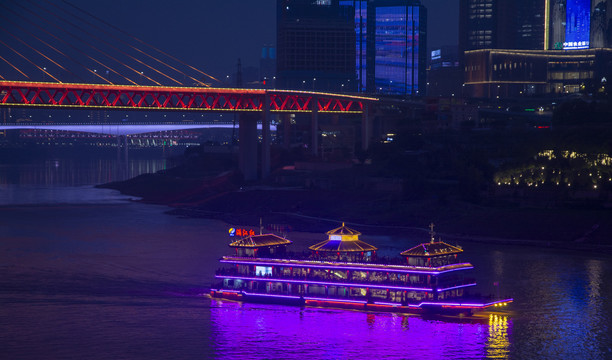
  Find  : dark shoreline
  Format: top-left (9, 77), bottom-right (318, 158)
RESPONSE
top-left (99, 174), bottom-right (612, 255)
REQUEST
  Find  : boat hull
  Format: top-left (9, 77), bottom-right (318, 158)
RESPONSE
top-left (209, 289), bottom-right (511, 316)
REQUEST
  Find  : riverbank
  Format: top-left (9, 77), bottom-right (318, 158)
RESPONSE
top-left (99, 171), bottom-right (612, 254)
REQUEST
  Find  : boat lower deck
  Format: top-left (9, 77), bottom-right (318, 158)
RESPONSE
top-left (209, 288), bottom-right (512, 316)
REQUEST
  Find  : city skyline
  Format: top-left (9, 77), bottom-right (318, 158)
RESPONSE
top-left (71, 0), bottom-right (458, 79)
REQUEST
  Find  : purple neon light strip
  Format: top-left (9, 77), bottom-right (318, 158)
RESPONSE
top-left (213, 290), bottom-right (512, 310)
top-left (304, 296), bottom-right (367, 304)
top-left (220, 258), bottom-right (473, 275)
top-left (418, 298), bottom-right (513, 308)
top-left (242, 292), bottom-right (302, 300)
top-left (435, 283), bottom-right (476, 292)
top-left (420, 301), bottom-right (485, 307)
top-left (484, 299), bottom-right (514, 307)
top-left (373, 301), bottom-right (400, 306)
top-left (216, 275), bottom-right (433, 292)
top-left (211, 288), bottom-right (241, 294)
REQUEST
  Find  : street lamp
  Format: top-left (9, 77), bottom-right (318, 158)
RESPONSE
top-left (313, 78), bottom-right (316, 91)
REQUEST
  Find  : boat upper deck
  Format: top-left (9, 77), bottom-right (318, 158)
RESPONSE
top-left (220, 256), bottom-right (474, 275)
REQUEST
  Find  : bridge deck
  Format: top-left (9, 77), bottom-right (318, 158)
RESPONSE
top-left (0, 81), bottom-right (377, 113)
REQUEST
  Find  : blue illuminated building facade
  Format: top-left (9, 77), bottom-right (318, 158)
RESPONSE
top-left (549, 0), bottom-right (612, 50)
top-left (340, 0), bottom-right (427, 96)
top-left (564, 0), bottom-right (591, 49)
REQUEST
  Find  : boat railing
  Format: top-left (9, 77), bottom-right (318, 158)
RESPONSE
top-left (215, 267), bottom-right (466, 289)
top-left (222, 254), bottom-right (469, 271)
top-left (229, 252), bottom-right (415, 265)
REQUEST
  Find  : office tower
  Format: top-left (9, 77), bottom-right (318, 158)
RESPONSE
top-left (276, 0), bottom-right (356, 92)
top-left (459, 0), bottom-right (547, 52)
top-left (342, 0), bottom-right (427, 95)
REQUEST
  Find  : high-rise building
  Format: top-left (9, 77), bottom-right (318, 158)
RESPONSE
top-left (513, 1), bottom-right (548, 49)
top-left (276, 0), bottom-right (356, 92)
top-left (459, 0), bottom-right (497, 51)
top-left (427, 45), bottom-right (462, 97)
top-left (277, 1), bottom-right (426, 95)
top-left (459, 0), bottom-right (547, 52)
top-left (260, 45), bottom-right (277, 88)
top-left (341, 1), bottom-right (368, 91)
top-left (460, 0), bottom-right (612, 52)
top-left (341, 0), bottom-right (427, 96)
top-left (460, 0), bottom-right (612, 99)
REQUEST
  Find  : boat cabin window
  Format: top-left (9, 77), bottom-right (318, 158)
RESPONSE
top-left (256, 266), bottom-right (272, 276)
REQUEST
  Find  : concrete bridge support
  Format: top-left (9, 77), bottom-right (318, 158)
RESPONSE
top-left (311, 97), bottom-right (319, 156)
top-left (261, 94), bottom-right (271, 179)
top-left (238, 98), bottom-right (371, 180)
top-left (361, 104), bottom-right (371, 152)
top-left (282, 113), bottom-right (291, 149)
top-left (238, 113), bottom-right (259, 181)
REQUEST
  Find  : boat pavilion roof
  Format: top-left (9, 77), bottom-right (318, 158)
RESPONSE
top-left (309, 223), bottom-right (377, 253)
top-left (400, 241), bottom-right (463, 257)
top-left (229, 234), bottom-right (292, 248)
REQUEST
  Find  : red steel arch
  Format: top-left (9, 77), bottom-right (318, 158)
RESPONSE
top-left (0, 81), bottom-right (377, 113)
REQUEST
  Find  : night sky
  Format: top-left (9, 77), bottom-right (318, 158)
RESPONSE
top-left (74, 0), bottom-right (458, 79)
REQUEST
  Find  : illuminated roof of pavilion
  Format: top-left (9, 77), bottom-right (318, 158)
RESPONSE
top-left (326, 223), bottom-right (362, 236)
top-left (309, 223), bottom-right (377, 252)
top-left (400, 241), bottom-right (463, 257)
top-left (229, 234), bottom-right (292, 248)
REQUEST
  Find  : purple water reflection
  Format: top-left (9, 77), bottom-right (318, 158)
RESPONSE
top-left (209, 299), bottom-right (512, 359)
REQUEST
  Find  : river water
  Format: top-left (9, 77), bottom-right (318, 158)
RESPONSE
top-left (1, 153), bottom-right (611, 359)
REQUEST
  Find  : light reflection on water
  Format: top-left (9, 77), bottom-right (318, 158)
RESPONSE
top-left (0, 158), bottom-right (167, 186)
top-left (209, 299), bottom-right (512, 360)
top-left (487, 314), bottom-right (510, 359)
top-left (0, 157), bottom-right (167, 205)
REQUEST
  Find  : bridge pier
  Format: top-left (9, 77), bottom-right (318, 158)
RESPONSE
top-left (238, 113), bottom-right (258, 181)
top-left (282, 113), bottom-right (291, 149)
top-left (361, 104), bottom-right (371, 152)
top-left (311, 97), bottom-right (319, 157)
top-left (261, 94), bottom-right (271, 179)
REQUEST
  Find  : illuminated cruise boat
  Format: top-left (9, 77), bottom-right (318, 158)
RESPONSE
top-left (211, 223), bottom-right (512, 315)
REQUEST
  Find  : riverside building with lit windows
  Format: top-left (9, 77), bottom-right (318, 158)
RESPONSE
top-left (459, 1), bottom-right (612, 99)
top-left (464, 48), bottom-right (612, 98)
top-left (211, 223), bottom-right (512, 315)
